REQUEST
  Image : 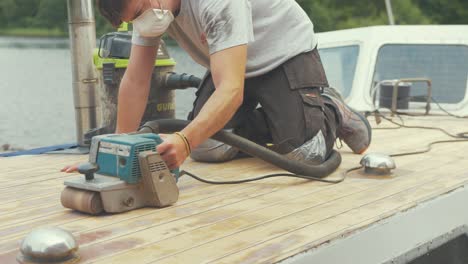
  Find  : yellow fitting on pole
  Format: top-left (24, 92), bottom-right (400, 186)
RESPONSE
top-left (118, 22), bottom-right (129, 32)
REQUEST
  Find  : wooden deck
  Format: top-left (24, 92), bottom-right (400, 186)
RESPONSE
top-left (0, 115), bottom-right (467, 263)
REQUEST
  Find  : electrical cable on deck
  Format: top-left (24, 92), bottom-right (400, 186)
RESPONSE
top-left (180, 169), bottom-right (346, 184)
top-left (370, 110), bottom-right (468, 156)
top-left (183, 109), bottom-right (468, 185)
top-left (373, 111), bottom-right (468, 139)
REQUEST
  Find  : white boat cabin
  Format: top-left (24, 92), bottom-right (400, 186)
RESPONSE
top-left (317, 25), bottom-right (468, 116)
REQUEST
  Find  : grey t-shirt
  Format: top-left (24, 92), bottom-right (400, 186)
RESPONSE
top-left (132, 0), bottom-right (317, 78)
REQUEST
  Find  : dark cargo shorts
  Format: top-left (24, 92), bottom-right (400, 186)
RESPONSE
top-left (188, 48), bottom-right (339, 156)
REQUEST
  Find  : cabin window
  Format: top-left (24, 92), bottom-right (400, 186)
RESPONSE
top-left (374, 44), bottom-right (468, 104)
top-left (318, 45), bottom-right (359, 98)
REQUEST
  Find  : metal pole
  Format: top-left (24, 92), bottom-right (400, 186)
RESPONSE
top-left (385, 0), bottom-right (395, 25)
top-left (67, 0), bottom-right (98, 146)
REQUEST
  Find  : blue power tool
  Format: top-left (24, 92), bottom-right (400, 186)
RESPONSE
top-left (61, 133), bottom-right (180, 215)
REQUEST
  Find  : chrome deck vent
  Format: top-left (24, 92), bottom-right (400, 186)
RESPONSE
top-left (17, 227), bottom-right (79, 264)
top-left (360, 153), bottom-right (396, 175)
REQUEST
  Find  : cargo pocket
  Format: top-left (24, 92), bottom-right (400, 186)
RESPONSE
top-left (299, 88), bottom-right (325, 141)
top-left (282, 49), bottom-right (329, 90)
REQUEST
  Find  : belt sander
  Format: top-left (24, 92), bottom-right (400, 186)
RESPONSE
top-left (61, 133), bottom-right (180, 215)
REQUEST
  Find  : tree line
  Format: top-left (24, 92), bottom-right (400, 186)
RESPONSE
top-left (0, 0), bottom-right (466, 37)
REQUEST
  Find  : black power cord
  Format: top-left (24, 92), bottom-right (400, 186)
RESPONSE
top-left (180, 109), bottom-right (468, 185)
top-left (375, 112), bottom-right (468, 139)
top-left (341, 110), bottom-right (468, 178)
top-left (389, 139), bottom-right (468, 157)
top-left (369, 110), bottom-right (468, 158)
top-left (180, 169), bottom-right (346, 185)
top-left (428, 97), bottom-right (467, 119)
top-left (341, 138), bottom-right (468, 177)
top-left (340, 96), bottom-right (468, 177)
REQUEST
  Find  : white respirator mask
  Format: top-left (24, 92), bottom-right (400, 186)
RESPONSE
top-left (133, 0), bottom-right (174, 37)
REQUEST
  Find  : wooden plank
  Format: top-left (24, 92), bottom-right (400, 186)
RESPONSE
top-left (139, 145), bottom-right (464, 262)
top-left (0, 140), bottom-right (458, 254)
top-left (0, 156), bottom-right (256, 189)
top-left (0, 185), bottom-right (64, 203)
top-left (0, 160), bottom-right (256, 216)
top-left (81, 149), bottom-right (462, 263)
top-left (0, 165), bottom-right (340, 255)
top-left (0, 204), bottom-right (65, 229)
top-left (0, 160), bottom-right (288, 253)
top-left (232, 172), bottom-right (468, 264)
top-left (0, 155), bottom-right (83, 171)
top-left (153, 166), bottom-right (468, 264)
top-left (0, 193), bottom-right (60, 215)
top-left (0, 171), bottom-right (73, 190)
top-left (372, 118), bottom-right (462, 142)
top-left (0, 159), bottom-right (269, 210)
top-left (0, 116), bottom-right (465, 263)
top-left (370, 117), bottom-right (466, 136)
top-left (1, 163), bottom-right (72, 177)
top-left (69, 181), bottom-right (366, 263)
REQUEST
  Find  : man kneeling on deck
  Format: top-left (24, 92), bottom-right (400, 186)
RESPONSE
top-left (64, 0), bottom-right (371, 172)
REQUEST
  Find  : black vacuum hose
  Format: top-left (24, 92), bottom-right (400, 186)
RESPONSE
top-left (164, 73), bottom-right (202, 90)
top-left (140, 119), bottom-right (341, 178)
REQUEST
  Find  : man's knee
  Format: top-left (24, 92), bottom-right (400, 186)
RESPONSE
top-left (190, 138), bottom-right (239, 163)
top-left (285, 130), bottom-right (328, 165)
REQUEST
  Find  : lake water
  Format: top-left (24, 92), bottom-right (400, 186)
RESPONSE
top-left (0, 36), bottom-right (206, 149)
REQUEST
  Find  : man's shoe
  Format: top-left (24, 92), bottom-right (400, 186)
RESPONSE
top-left (322, 87), bottom-right (372, 154)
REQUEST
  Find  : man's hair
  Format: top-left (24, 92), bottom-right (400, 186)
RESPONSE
top-left (96, 0), bottom-right (126, 28)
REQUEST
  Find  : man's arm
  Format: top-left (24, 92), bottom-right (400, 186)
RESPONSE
top-left (116, 41), bottom-right (159, 133)
top-left (61, 42), bottom-right (158, 173)
top-left (183, 45), bottom-right (247, 148)
top-left (157, 45), bottom-right (247, 169)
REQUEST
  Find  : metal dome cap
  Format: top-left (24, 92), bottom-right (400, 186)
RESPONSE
top-left (360, 153), bottom-right (396, 175)
top-left (17, 227), bottom-right (79, 264)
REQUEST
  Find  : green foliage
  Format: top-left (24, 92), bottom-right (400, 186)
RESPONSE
top-left (0, 0), bottom-right (18, 27)
top-left (0, 0), bottom-right (109, 37)
top-left (0, 27), bottom-right (65, 37)
top-left (297, 0), bottom-right (431, 32)
top-left (35, 0), bottom-right (67, 30)
top-left (0, 0), bottom-right (466, 37)
top-left (415, 0), bottom-right (468, 24)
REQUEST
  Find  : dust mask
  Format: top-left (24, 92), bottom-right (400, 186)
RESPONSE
top-left (133, 0), bottom-right (174, 37)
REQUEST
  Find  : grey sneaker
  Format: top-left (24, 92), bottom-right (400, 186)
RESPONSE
top-left (322, 87), bottom-right (372, 154)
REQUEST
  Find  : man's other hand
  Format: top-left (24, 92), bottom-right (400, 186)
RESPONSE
top-left (61, 163), bottom-right (80, 173)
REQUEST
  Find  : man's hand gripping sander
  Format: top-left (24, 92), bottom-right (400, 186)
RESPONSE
top-left (60, 133), bottom-right (179, 215)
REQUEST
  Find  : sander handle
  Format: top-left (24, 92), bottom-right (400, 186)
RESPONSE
top-left (78, 162), bottom-right (100, 181)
